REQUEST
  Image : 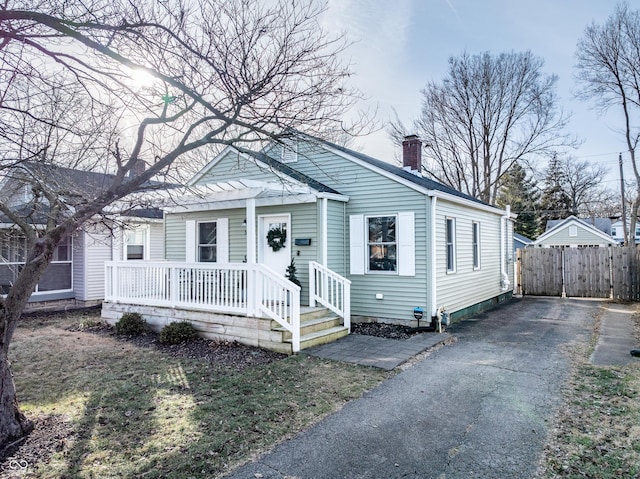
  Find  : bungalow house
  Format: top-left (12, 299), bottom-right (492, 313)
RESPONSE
top-left (0, 162), bottom-right (164, 311)
top-left (533, 215), bottom-right (617, 248)
top-left (102, 134), bottom-right (514, 353)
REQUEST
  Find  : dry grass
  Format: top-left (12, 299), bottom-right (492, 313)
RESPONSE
top-left (3, 311), bottom-right (390, 478)
top-left (536, 308), bottom-right (640, 479)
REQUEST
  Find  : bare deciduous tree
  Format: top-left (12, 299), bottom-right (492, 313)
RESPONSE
top-left (560, 157), bottom-right (617, 218)
top-left (390, 51), bottom-right (573, 204)
top-left (576, 2), bottom-right (640, 245)
top-left (0, 0), bottom-right (357, 446)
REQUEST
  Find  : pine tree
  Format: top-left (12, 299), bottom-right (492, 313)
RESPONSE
top-left (496, 163), bottom-right (540, 239)
top-left (538, 156), bottom-right (573, 235)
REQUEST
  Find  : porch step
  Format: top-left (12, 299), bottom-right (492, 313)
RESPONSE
top-left (270, 306), bottom-right (349, 351)
top-left (273, 314), bottom-right (343, 339)
top-left (292, 325), bottom-right (350, 350)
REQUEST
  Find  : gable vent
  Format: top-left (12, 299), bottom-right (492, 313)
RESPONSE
top-left (280, 138), bottom-right (298, 163)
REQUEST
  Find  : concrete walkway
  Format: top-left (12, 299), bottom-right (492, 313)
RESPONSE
top-left (303, 331), bottom-right (451, 370)
top-left (591, 302), bottom-right (640, 366)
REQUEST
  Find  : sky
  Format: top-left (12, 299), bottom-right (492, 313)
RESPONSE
top-left (321, 0), bottom-right (632, 189)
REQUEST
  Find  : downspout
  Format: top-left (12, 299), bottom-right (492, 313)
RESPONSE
top-left (430, 195), bottom-right (438, 317)
top-left (500, 205), bottom-right (511, 291)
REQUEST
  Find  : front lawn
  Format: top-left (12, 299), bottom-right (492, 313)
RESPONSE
top-left (2, 311), bottom-right (390, 478)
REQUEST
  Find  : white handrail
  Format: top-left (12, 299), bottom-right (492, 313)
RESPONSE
top-left (105, 261), bottom-right (302, 352)
top-left (254, 263), bottom-right (301, 352)
top-left (309, 261), bottom-right (351, 332)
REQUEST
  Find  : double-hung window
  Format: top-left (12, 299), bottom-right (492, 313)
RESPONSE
top-left (126, 227), bottom-right (146, 260)
top-left (472, 222), bottom-right (480, 270)
top-left (367, 215), bottom-right (397, 272)
top-left (446, 218), bottom-right (456, 273)
top-left (198, 222), bottom-right (217, 262)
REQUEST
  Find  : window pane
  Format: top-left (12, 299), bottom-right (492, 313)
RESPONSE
top-left (0, 263), bottom-right (21, 293)
top-left (368, 217), bottom-right (395, 243)
top-left (199, 222), bottom-right (217, 245)
top-left (446, 219), bottom-right (455, 272)
top-left (127, 245), bottom-right (144, 260)
top-left (54, 237), bottom-right (71, 262)
top-left (38, 263), bottom-right (71, 291)
top-left (199, 245), bottom-right (217, 262)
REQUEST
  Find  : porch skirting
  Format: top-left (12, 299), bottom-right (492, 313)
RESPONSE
top-left (101, 301), bottom-right (294, 354)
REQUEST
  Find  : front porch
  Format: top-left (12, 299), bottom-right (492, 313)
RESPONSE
top-left (102, 260), bottom-right (350, 354)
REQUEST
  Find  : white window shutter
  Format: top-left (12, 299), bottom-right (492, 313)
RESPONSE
top-left (217, 218), bottom-right (229, 263)
top-left (398, 211), bottom-right (415, 276)
top-left (349, 215), bottom-right (365, 275)
top-left (186, 220), bottom-right (196, 262)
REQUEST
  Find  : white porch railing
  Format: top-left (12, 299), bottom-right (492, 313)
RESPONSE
top-left (105, 261), bottom-right (302, 352)
top-left (309, 261), bottom-right (351, 332)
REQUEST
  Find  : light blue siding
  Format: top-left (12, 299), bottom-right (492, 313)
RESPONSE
top-left (435, 199), bottom-right (509, 314)
top-left (194, 150), bottom-right (282, 185)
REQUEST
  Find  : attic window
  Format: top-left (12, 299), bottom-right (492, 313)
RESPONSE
top-left (569, 226), bottom-right (577, 237)
top-left (280, 138), bottom-right (298, 163)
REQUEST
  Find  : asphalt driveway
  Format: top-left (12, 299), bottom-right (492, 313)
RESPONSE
top-left (223, 297), bottom-right (599, 479)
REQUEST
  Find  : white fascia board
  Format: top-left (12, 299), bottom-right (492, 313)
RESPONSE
top-left (427, 190), bottom-right (511, 216)
top-left (317, 192), bottom-right (349, 202)
top-left (187, 145), bottom-right (238, 186)
top-left (164, 194), bottom-right (318, 213)
top-left (118, 216), bottom-right (163, 224)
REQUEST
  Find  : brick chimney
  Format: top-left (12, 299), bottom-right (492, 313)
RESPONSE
top-left (402, 135), bottom-right (422, 176)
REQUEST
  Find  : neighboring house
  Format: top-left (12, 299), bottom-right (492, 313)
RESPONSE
top-left (513, 232), bottom-right (533, 253)
top-left (533, 215), bottom-right (617, 248)
top-left (0, 162), bottom-right (165, 310)
top-left (610, 219), bottom-right (640, 244)
top-left (102, 133), bottom-right (515, 353)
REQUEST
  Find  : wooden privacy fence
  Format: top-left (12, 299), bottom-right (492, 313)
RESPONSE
top-left (518, 246), bottom-right (640, 300)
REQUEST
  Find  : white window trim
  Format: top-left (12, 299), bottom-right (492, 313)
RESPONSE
top-left (446, 217), bottom-right (456, 274)
top-left (365, 214), bottom-right (398, 275)
top-left (568, 225), bottom-right (578, 237)
top-left (124, 224), bottom-right (149, 261)
top-left (472, 221), bottom-right (481, 270)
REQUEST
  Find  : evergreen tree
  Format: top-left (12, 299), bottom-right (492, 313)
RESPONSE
top-left (496, 163), bottom-right (540, 239)
top-left (538, 156), bottom-right (573, 235)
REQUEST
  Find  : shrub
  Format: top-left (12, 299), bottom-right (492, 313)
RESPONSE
top-left (115, 312), bottom-right (147, 336)
top-left (160, 321), bottom-right (198, 345)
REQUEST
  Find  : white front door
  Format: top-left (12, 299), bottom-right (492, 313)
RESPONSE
top-left (259, 214), bottom-right (291, 276)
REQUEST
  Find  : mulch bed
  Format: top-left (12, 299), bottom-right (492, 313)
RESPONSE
top-left (67, 322), bottom-right (288, 370)
top-left (351, 322), bottom-right (422, 340)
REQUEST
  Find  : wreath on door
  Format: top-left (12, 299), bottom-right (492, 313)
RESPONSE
top-left (267, 225), bottom-right (287, 252)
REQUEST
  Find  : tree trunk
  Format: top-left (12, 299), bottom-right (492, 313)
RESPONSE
top-left (0, 242), bottom-right (56, 447)
top-left (0, 348), bottom-right (33, 445)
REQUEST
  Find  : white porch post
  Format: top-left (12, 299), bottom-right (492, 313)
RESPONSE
top-left (246, 198), bottom-right (257, 316)
top-left (321, 197), bottom-right (328, 266)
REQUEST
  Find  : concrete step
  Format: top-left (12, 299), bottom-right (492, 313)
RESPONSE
top-left (274, 315), bottom-right (343, 340)
top-left (269, 307), bottom-right (332, 330)
top-left (292, 325), bottom-right (350, 350)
